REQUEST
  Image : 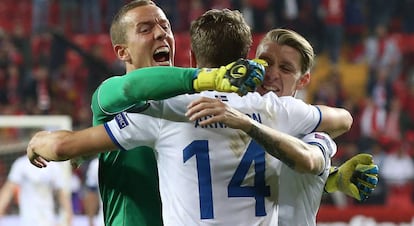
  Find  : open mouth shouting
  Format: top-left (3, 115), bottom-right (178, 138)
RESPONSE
top-left (153, 46), bottom-right (171, 66)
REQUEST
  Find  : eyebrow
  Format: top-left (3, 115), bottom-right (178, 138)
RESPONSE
top-left (280, 60), bottom-right (298, 71)
top-left (136, 17), bottom-right (169, 27)
top-left (156, 18), bottom-right (170, 25)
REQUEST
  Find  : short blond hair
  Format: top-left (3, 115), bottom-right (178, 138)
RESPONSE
top-left (258, 28), bottom-right (315, 74)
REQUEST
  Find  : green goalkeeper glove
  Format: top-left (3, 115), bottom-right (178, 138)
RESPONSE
top-left (193, 58), bottom-right (267, 96)
top-left (324, 153), bottom-right (379, 202)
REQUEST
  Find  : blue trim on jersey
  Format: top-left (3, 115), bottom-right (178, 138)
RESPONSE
top-left (103, 123), bottom-right (126, 151)
top-left (307, 141), bottom-right (327, 176)
top-left (311, 106), bottom-right (322, 132)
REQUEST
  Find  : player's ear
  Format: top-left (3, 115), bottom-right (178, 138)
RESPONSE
top-left (190, 50), bottom-right (197, 67)
top-left (114, 44), bottom-right (131, 62)
top-left (296, 72), bottom-right (310, 90)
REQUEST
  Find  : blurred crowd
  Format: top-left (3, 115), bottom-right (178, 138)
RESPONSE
top-left (0, 0), bottom-right (414, 214)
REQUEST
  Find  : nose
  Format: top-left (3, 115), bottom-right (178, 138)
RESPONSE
top-left (154, 24), bottom-right (167, 40)
top-left (264, 67), bottom-right (280, 82)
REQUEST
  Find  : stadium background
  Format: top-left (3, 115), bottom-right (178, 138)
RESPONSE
top-left (0, 0), bottom-right (413, 225)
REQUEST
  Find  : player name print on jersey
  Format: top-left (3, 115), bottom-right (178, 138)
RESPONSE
top-left (194, 112), bottom-right (262, 128)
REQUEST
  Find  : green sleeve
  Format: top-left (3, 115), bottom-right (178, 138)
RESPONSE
top-left (91, 66), bottom-right (197, 125)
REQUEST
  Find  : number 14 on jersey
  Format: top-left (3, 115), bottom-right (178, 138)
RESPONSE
top-left (183, 140), bottom-right (270, 219)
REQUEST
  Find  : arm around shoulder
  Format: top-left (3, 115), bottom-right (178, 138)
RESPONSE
top-left (94, 67), bottom-right (195, 115)
top-left (246, 121), bottom-right (325, 174)
top-left (316, 105), bottom-right (353, 138)
top-left (27, 126), bottom-right (117, 163)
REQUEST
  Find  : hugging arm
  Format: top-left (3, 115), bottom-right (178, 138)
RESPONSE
top-left (315, 105), bottom-right (353, 138)
top-left (186, 97), bottom-right (325, 174)
top-left (186, 97), bottom-right (378, 201)
top-left (247, 121), bottom-right (326, 174)
top-left (27, 126), bottom-right (116, 168)
top-left (94, 67), bottom-right (196, 116)
top-left (94, 59), bottom-right (266, 118)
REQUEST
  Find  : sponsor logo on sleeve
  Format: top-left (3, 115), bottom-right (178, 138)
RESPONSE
top-left (115, 113), bottom-right (129, 129)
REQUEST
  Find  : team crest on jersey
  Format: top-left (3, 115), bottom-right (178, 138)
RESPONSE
top-left (115, 112), bottom-right (129, 129)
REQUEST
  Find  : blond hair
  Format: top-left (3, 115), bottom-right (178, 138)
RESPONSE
top-left (258, 28), bottom-right (315, 74)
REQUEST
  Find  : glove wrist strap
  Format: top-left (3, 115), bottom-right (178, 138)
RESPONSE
top-left (193, 69), bottom-right (218, 91)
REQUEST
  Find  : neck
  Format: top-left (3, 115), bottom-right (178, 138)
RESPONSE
top-left (126, 64), bottom-right (135, 73)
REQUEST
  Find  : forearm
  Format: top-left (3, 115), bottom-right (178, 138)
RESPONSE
top-left (29, 127), bottom-right (116, 161)
top-left (246, 121), bottom-right (324, 174)
top-left (95, 67), bottom-right (196, 114)
top-left (58, 127), bottom-right (116, 159)
top-left (185, 97), bottom-right (325, 173)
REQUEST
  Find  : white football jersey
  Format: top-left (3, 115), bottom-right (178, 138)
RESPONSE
top-left (8, 156), bottom-right (66, 226)
top-left (104, 91), bottom-right (321, 226)
top-left (278, 132), bottom-right (337, 226)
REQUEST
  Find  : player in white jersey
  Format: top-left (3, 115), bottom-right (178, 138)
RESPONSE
top-left (0, 155), bottom-right (72, 226)
top-left (103, 90), bottom-right (324, 225)
top-left (186, 28), bottom-right (378, 225)
top-left (187, 99), bottom-right (338, 225)
top-left (252, 28), bottom-right (378, 209)
top-left (185, 28), bottom-right (378, 225)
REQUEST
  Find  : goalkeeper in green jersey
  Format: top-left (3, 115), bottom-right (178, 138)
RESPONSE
top-left (85, 1), bottom-right (264, 226)
top-left (28, 5), bottom-right (266, 225)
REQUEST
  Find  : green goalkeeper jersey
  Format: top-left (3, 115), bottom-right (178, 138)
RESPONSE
top-left (91, 66), bottom-right (196, 226)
